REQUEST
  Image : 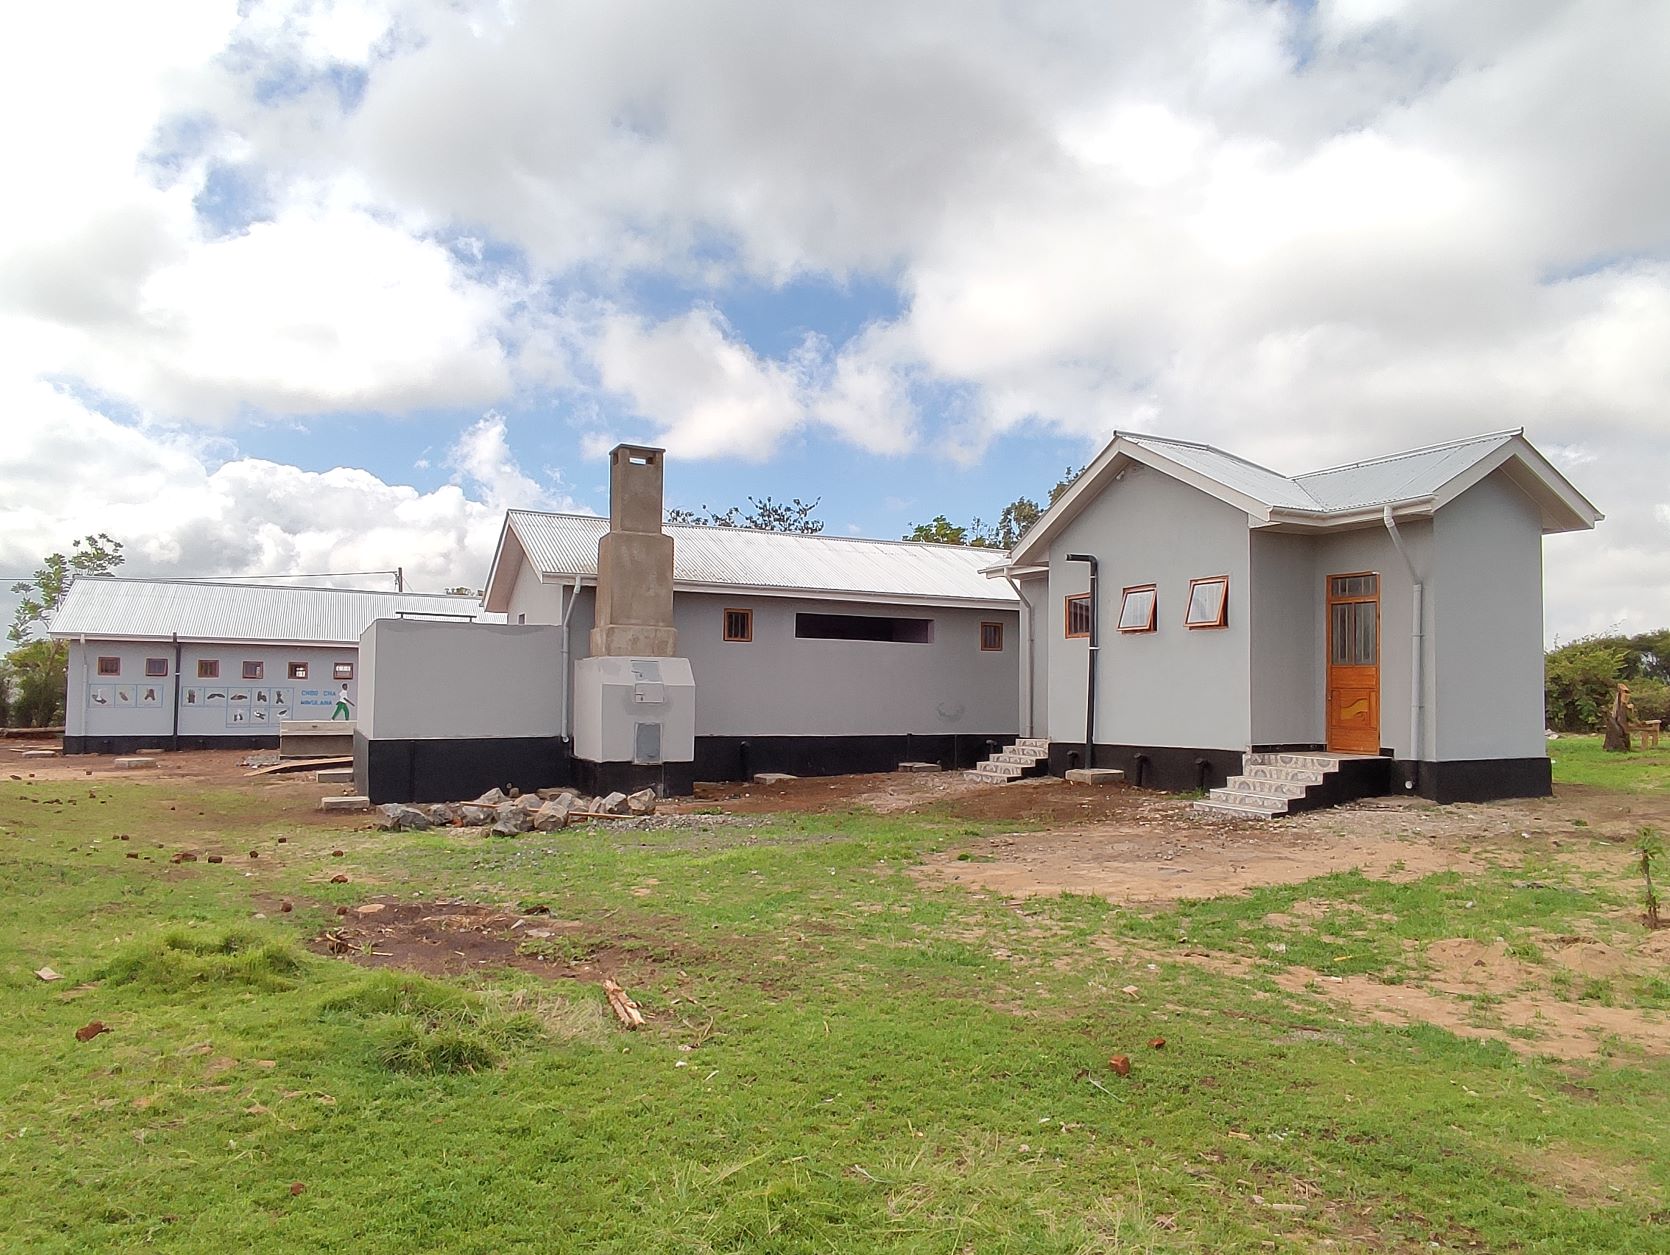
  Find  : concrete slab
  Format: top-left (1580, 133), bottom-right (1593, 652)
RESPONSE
top-left (316, 768), bottom-right (356, 784)
top-left (1065, 767), bottom-right (1125, 786)
top-left (752, 772), bottom-right (798, 784)
top-left (113, 757), bottom-right (157, 769)
top-left (319, 795), bottom-right (371, 811)
top-left (895, 761), bottom-right (942, 773)
top-left (20, 749), bottom-right (57, 759)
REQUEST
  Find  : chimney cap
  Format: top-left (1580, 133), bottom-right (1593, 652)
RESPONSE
top-left (610, 443), bottom-right (666, 462)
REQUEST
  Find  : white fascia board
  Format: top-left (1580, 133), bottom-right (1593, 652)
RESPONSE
top-left (55, 633), bottom-right (361, 648)
top-left (1258, 498), bottom-right (1438, 530)
top-left (668, 580), bottom-right (1018, 611)
top-left (1428, 435), bottom-right (1603, 532)
top-left (479, 515), bottom-right (525, 613)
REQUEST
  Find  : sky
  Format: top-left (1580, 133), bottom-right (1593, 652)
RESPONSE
top-left (2, 0), bottom-right (1666, 642)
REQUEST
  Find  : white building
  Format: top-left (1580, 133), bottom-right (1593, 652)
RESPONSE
top-left (52, 578), bottom-right (488, 754)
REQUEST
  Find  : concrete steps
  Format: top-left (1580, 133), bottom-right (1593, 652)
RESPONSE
top-left (965, 738), bottom-right (1051, 785)
top-left (1192, 752), bottom-right (1358, 820)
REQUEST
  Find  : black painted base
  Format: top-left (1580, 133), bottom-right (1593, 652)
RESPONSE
top-left (358, 731), bottom-right (1014, 804)
top-left (63, 734), bottom-right (279, 754)
top-left (1393, 756), bottom-right (1552, 803)
top-left (1047, 742), bottom-right (1245, 792)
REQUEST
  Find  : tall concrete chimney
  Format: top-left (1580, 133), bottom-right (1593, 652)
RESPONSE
top-left (590, 444), bottom-right (677, 658)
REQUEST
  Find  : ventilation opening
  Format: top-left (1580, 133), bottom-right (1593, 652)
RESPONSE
top-left (795, 612), bottom-right (934, 643)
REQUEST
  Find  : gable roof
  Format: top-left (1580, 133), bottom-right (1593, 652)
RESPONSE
top-left (1006, 428), bottom-right (1602, 568)
top-left (49, 578), bottom-right (490, 646)
top-left (483, 510), bottom-right (1018, 612)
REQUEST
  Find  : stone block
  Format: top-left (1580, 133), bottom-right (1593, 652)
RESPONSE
top-left (752, 772), bottom-right (797, 785)
top-left (474, 787), bottom-right (508, 806)
top-left (626, 788), bottom-right (657, 815)
top-left (493, 804), bottom-right (532, 833)
top-left (533, 796), bottom-right (575, 831)
top-left (459, 805), bottom-right (494, 826)
top-left (320, 795), bottom-right (371, 811)
top-left (20, 750), bottom-right (57, 759)
top-left (113, 757), bottom-right (157, 769)
top-left (1065, 768), bottom-right (1125, 786)
top-left (895, 761), bottom-right (941, 773)
top-left (378, 803), bottom-right (432, 831)
top-left (316, 767), bottom-right (355, 784)
top-left (490, 818), bottom-right (527, 837)
top-left (598, 791), bottom-right (630, 815)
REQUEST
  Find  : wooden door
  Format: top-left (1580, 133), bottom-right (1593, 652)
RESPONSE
top-left (1326, 573), bottom-right (1380, 754)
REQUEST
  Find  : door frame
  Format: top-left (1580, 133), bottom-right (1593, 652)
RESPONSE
top-left (1325, 571), bottom-right (1381, 755)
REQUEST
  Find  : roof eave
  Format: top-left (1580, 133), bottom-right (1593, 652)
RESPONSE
top-left (480, 515), bottom-right (528, 613)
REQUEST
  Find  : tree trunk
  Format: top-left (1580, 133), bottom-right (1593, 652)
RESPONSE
top-left (1604, 685), bottom-right (1633, 753)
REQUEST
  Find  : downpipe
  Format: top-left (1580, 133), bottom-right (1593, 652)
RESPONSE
top-left (1065, 553), bottom-right (1099, 770)
top-left (1382, 507), bottom-right (1423, 793)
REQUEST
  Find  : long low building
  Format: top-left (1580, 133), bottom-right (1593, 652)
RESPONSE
top-left (51, 578), bottom-right (489, 754)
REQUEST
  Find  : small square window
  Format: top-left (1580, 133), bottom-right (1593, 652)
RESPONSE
top-left (145, 657), bottom-right (169, 677)
top-left (1117, 585), bottom-right (1157, 633)
top-left (242, 660), bottom-right (264, 680)
top-left (197, 659), bottom-right (219, 679)
top-left (1064, 594), bottom-right (1092, 639)
top-left (333, 662), bottom-right (354, 680)
top-left (97, 656), bottom-right (121, 676)
top-left (288, 662), bottom-right (308, 680)
top-left (980, 621), bottom-right (1004, 651)
top-left (1185, 577), bottom-right (1230, 629)
top-left (723, 608), bottom-right (753, 642)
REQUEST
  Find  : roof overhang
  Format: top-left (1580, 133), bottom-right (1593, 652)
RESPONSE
top-left (480, 514), bottom-right (528, 613)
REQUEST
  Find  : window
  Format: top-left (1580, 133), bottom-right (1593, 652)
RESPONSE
top-left (723, 608), bottom-right (753, 642)
top-left (980, 621), bottom-right (1004, 652)
top-left (1184, 576), bottom-right (1230, 629)
top-left (1064, 594), bottom-right (1092, 639)
top-left (794, 612), bottom-right (934, 643)
top-left (288, 662), bottom-right (308, 680)
top-left (333, 662), bottom-right (354, 680)
top-left (145, 657), bottom-right (169, 677)
top-left (96, 656), bottom-right (121, 676)
top-left (197, 659), bottom-right (219, 679)
top-left (242, 660), bottom-right (264, 680)
top-left (1117, 585), bottom-right (1157, 633)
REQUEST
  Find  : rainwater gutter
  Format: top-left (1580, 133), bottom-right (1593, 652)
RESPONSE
top-left (1065, 554), bottom-right (1099, 769)
top-left (1382, 507), bottom-right (1423, 791)
top-left (558, 577), bottom-right (581, 741)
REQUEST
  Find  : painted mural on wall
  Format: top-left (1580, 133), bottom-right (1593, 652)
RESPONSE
top-left (89, 679), bottom-right (356, 727)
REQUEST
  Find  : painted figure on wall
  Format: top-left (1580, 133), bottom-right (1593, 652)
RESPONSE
top-left (332, 684), bottom-right (354, 720)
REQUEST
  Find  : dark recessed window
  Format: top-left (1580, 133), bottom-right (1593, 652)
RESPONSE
top-left (197, 659), bottom-right (219, 679)
top-left (1118, 585), bottom-right (1157, 633)
top-left (1065, 594), bottom-right (1092, 639)
top-left (145, 657), bottom-right (169, 677)
top-left (723, 608), bottom-right (753, 642)
top-left (795, 612), bottom-right (934, 643)
top-left (1185, 577), bottom-right (1230, 630)
top-left (980, 622), bottom-right (1004, 651)
top-left (97, 656), bottom-right (121, 676)
top-left (333, 662), bottom-right (354, 680)
top-left (242, 661), bottom-right (264, 680)
top-left (288, 662), bottom-right (308, 680)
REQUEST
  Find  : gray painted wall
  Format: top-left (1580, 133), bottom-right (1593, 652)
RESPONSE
top-left (1046, 464), bottom-right (1252, 750)
top-left (1248, 532), bottom-right (1319, 746)
top-left (66, 640), bottom-right (361, 740)
top-left (359, 619), bottom-right (563, 741)
top-left (1431, 470), bottom-right (1547, 760)
top-left (1017, 571), bottom-right (1050, 737)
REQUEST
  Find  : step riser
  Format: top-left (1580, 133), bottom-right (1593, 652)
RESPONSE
top-left (1242, 765), bottom-right (1325, 784)
top-left (1208, 788), bottom-right (1290, 811)
top-left (1003, 747), bottom-right (1049, 760)
top-left (1015, 738), bottom-right (1049, 751)
top-left (975, 764), bottom-right (1023, 779)
top-left (1192, 800), bottom-right (1286, 819)
top-left (1245, 753), bottom-right (1341, 771)
top-left (994, 753), bottom-right (1045, 767)
top-left (1221, 777), bottom-right (1309, 799)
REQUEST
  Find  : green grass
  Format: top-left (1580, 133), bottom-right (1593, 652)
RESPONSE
top-left (2, 778), bottom-right (1668, 1252)
top-left (1550, 733), bottom-right (1670, 792)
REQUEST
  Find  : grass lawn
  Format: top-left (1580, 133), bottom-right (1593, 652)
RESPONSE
top-left (3, 775), bottom-right (1669, 1252)
top-left (1550, 733), bottom-right (1670, 795)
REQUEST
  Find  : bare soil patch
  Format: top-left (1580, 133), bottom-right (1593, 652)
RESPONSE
top-left (686, 772), bottom-right (1169, 824)
top-left (307, 897), bottom-right (689, 983)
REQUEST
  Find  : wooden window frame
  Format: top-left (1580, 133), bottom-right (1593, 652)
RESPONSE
top-left (197, 659), bottom-right (219, 679)
top-left (96, 656), bottom-right (121, 676)
top-left (980, 621), bottom-right (1004, 652)
top-left (145, 657), bottom-right (169, 677)
top-left (241, 660), bottom-right (264, 680)
top-left (1184, 576), bottom-right (1230, 630)
top-left (1064, 593), bottom-right (1092, 639)
top-left (288, 661), bottom-right (309, 680)
top-left (723, 608), bottom-right (753, 643)
top-left (333, 662), bottom-right (354, 680)
top-left (1116, 584), bottom-right (1158, 634)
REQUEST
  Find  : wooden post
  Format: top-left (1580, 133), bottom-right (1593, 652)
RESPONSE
top-left (1604, 683), bottom-right (1633, 753)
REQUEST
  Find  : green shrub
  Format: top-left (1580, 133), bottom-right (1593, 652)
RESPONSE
top-left (1545, 636), bottom-right (1628, 731)
top-left (99, 927), bottom-right (307, 993)
top-left (1629, 678), bottom-right (1670, 725)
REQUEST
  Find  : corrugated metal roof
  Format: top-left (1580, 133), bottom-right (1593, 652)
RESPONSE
top-left (50, 578), bottom-right (491, 644)
top-left (1123, 435), bottom-right (1323, 510)
top-left (1292, 430), bottom-right (1518, 511)
top-left (506, 511), bottom-right (1017, 605)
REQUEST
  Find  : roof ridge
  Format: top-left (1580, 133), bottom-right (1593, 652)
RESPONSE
top-left (67, 576), bottom-right (478, 601)
top-left (1118, 430), bottom-right (1324, 508)
top-left (1295, 429), bottom-right (1521, 479)
top-left (509, 509), bottom-right (1001, 555)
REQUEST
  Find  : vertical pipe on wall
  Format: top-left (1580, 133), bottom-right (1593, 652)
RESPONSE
top-left (1065, 553), bottom-right (1099, 769)
top-left (170, 633), bottom-right (182, 751)
top-left (1382, 507), bottom-right (1423, 791)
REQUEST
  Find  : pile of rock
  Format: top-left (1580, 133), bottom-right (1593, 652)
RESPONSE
top-left (376, 785), bottom-right (660, 835)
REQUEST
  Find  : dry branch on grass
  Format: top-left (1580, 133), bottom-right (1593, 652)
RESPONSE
top-left (603, 978), bottom-right (644, 1029)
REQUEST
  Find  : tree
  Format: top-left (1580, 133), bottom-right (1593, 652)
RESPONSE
top-left (1545, 634), bottom-right (1630, 732)
top-left (666, 496), bottom-right (824, 534)
top-left (5, 534), bottom-right (124, 728)
top-left (904, 465), bottom-right (1082, 550)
